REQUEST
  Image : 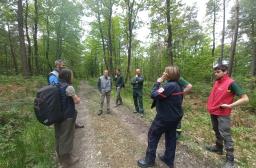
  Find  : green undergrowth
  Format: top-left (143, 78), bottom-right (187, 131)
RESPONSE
top-left (88, 77), bottom-right (256, 167)
top-left (0, 75), bottom-right (56, 168)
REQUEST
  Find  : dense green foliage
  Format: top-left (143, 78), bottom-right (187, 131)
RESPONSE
top-left (0, 0), bottom-right (256, 167)
top-left (0, 76), bottom-right (56, 168)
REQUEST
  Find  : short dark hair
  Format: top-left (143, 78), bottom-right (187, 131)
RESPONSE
top-left (55, 59), bottom-right (64, 65)
top-left (59, 68), bottom-right (73, 84)
top-left (214, 64), bottom-right (228, 72)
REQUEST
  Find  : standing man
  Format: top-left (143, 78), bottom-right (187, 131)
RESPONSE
top-left (48, 59), bottom-right (84, 129)
top-left (206, 64), bottom-right (249, 168)
top-left (114, 69), bottom-right (124, 107)
top-left (98, 69), bottom-right (112, 115)
top-left (131, 68), bottom-right (144, 117)
top-left (48, 59), bottom-right (64, 85)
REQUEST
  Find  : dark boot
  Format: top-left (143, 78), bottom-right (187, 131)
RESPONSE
top-left (137, 158), bottom-right (155, 168)
top-left (119, 98), bottom-right (123, 105)
top-left (75, 122), bottom-right (84, 129)
top-left (223, 149), bottom-right (235, 168)
top-left (98, 110), bottom-right (103, 116)
top-left (59, 154), bottom-right (79, 167)
top-left (115, 99), bottom-right (119, 107)
top-left (176, 131), bottom-right (181, 140)
top-left (158, 154), bottom-right (174, 167)
top-left (206, 143), bottom-right (224, 155)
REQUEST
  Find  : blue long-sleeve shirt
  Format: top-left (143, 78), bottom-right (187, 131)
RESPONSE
top-left (48, 70), bottom-right (60, 86)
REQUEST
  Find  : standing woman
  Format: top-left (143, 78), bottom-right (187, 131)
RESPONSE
top-left (55, 69), bottom-right (80, 167)
top-left (137, 66), bottom-right (183, 168)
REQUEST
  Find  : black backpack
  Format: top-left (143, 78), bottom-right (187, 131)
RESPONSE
top-left (34, 85), bottom-right (65, 126)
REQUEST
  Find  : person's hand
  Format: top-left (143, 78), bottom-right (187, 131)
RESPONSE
top-left (220, 104), bottom-right (232, 109)
top-left (157, 72), bottom-right (167, 83)
top-left (136, 75), bottom-right (138, 77)
top-left (162, 72), bottom-right (168, 80)
top-left (157, 77), bottom-right (164, 83)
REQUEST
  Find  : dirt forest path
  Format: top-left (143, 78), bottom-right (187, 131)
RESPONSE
top-left (69, 81), bottom-right (218, 168)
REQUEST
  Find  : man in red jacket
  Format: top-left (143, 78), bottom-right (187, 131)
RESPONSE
top-left (207, 64), bottom-right (249, 168)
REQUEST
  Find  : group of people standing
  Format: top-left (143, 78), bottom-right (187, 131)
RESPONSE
top-left (97, 68), bottom-right (146, 118)
top-left (96, 64), bottom-right (249, 168)
top-left (48, 59), bottom-right (249, 168)
top-left (136, 64), bottom-right (248, 168)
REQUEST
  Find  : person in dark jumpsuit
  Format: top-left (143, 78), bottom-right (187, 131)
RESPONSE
top-left (131, 68), bottom-right (144, 117)
top-left (137, 65), bottom-right (183, 168)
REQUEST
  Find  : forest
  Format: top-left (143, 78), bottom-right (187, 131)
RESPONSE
top-left (0, 0), bottom-right (256, 167)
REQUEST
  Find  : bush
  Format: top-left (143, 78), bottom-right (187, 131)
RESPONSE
top-left (0, 75), bottom-right (56, 168)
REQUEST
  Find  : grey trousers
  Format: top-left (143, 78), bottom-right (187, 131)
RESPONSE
top-left (210, 115), bottom-right (234, 150)
top-left (54, 117), bottom-right (76, 156)
top-left (100, 91), bottom-right (111, 111)
top-left (115, 87), bottom-right (123, 105)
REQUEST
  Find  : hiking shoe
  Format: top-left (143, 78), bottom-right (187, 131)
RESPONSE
top-left (137, 158), bottom-right (155, 168)
top-left (98, 110), bottom-right (103, 116)
top-left (66, 154), bottom-right (79, 166)
top-left (223, 160), bottom-right (235, 168)
top-left (59, 154), bottom-right (79, 167)
top-left (75, 122), bottom-right (84, 129)
top-left (176, 131), bottom-right (181, 140)
top-left (223, 153), bottom-right (235, 168)
top-left (158, 154), bottom-right (173, 167)
top-left (206, 145), bottom-right (223, 155)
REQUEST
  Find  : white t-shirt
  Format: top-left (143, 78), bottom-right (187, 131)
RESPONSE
top-left (66, 85), bottom-right (76, 97)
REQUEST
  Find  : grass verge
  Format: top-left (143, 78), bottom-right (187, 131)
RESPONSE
top-left (0, 75), bottom-right (56, 168)
top-left (88, 77), bottom-right (256, 167)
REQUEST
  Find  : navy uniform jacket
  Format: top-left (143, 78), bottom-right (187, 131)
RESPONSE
top-left (151, 81), bottom-right (183, 122)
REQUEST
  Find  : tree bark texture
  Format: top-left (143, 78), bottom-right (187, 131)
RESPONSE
top-left (17, 0), bottom-right (30, 77)
top-left (228, 0), bottom-right (239, 76)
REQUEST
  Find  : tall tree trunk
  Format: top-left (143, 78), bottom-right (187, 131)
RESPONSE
top-left (33, 0), bottom-right (39, 73)
top-left (228, 0), bottom-right (239, 76)
top-left (250, 21), bottom-right (256, 77)
top-left (25, 0), bottom-right (32, 74)
top-left (125, 0), bottom-right (134, 82)
top-left (220, 0), bottom-right (226, 63)
top-left (212, 0), bottom-right (216, 58)
top-left (56, 18), bottom-right (63, 59)
top-left (45, 0), bottom-right (52, 71)
top-left (4, 44), bottom-right (9, 74)
top-left (56, 0), bottom-right (64, 59)
top-left (96, 0), bottom-right (108, 70)
top-left (249, 19), bottom-right (256, 90)
top-left (166, 0), bottom-right (174, 65)
top-left (107, 0), bottom-right (113, 75)
top-left (46, 9), bottom-right (52, 70)
top-left (7, 23), bottom-right (18, 75)
top-left (17, 0), bottom-right (30, 78)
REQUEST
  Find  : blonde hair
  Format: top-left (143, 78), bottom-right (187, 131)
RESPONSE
top-left (165, 66), bottom-right (180, 81)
